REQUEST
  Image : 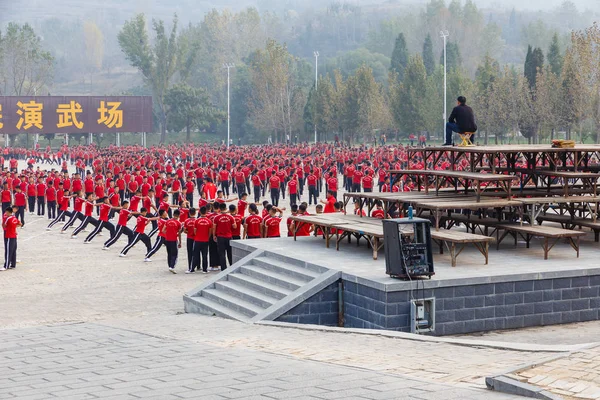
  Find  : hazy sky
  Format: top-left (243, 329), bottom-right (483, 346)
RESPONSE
top-left (1, 0), bottom-right (599, 28)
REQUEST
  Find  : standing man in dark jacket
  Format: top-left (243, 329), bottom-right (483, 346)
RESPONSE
top-left (444, 96), bottom-right (477, 146)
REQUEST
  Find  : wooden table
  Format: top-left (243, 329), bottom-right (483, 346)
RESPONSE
top-left (407, 145), bottom-right (600, 174)
top-left (389, 170), bottom-right (516, 201)
top-left (413, 198), bottom-right (523, 230)
top-left (289, 215), bottom-right (350, 248)
top-left (431, 230), bottom-right (494, 267)
top-left (516, 196), bottom-right (600, 225)
top-left (496, 223), bottom-right (586, 259)
top-left (536, 170), bottom-right (600, 197)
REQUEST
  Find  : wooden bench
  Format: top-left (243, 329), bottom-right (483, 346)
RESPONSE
top-left (458, 132), bottom-right (475, 147)
top-left (537, 214), bottom-right (600, 242)
top-left (431, 230), bottom-right (494, 267)
top-left (496, 223), bottom-right (586, 260)
top-left (441, 214), bottom-right (505, 236)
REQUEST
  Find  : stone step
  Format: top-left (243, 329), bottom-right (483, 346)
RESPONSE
top-left (252, 257), bottom-right (319, 282)
top-left (228, 273), bottom-right (292, 300)
top-left (215, 280), bottom-right (278, 309)
top-left (188, 296), bottom-right (250, 322)
top-left (202, 289), bottom-right (263, 317)
top-left (239, 265), bottom-right (305, 291)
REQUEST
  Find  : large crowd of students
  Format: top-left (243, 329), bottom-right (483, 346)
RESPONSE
top-left (1, 142), bottom-right (420, 273)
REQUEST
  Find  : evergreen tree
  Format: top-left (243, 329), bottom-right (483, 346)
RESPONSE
top-left (396, 55), bottom-right (428, 135)
top-left (441, 41), bottom-right (462, 71)
top-left (547, 33), bottom-right (563, 76)
top-left (422, 34), bottom-right (435, 76)
top-left (390, 33), bottom-right (409, 80)
top-left (524, 45), bottom-right (544, 88)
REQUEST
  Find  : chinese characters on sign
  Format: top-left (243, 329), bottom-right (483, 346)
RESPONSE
top-left (0, 96), bottom-right (152, 134)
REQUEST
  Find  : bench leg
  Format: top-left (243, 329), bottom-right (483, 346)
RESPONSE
top-left (544, 237), bottom-right (548, 260)
top-left (373, 237), bottom-right (378, 260)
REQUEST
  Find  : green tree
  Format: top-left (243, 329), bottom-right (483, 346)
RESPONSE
top-left (524, 45), bottom-right (544, 88)
top-left (165, 83), bottom-right (224, 142)
top-left (390, 33), bottom-right (409, 80)
top-left (395, 55), bottom-right (428, 135)
top-left (422, 34), bottom-right (435, 76)
top-left (343, 66), bottom-right (390, 143)
top-left (559, 49), bottom-right (585, 140)
top-left (441, 41), bottom-right (462, 71)
top-left (473, 54), bottom-right (500, 144)
top-left (547, 33), bottom-right (563, 76)
top-left (0, 22), bottom-right (54, 96)
top-left (118, 14), bottom-right (198, 143)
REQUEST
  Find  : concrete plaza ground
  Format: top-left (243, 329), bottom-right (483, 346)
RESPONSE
top-left (2, 160), bottom-right (600, 399)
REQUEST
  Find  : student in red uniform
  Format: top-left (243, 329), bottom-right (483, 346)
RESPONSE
top-left (46, 183), bottom-right (57, 220)
top-left (229, 204), bottom-right (242, 240)
top-left (319, 191), bottom-right (335, 214)
top-left (362, 170), bottom-right (374, 193)
top-left (243, 204), bottom-right (263, 239)
top-left (326, 172), bottom-right (338, 200)
top-left (13, 186), bottom-right (26, 227)
top-left (183, 208), bottom-right (197, 274)
top-left (162, 209), bottom-right (182, 273)
top-left (71, 193), bottom-right (100, 238)
top-left (36, 177), bottom-right (46, 216)
top-left (287, 175), bottom-right (299, 206)
top-left (192, 206), bottom-right (212, 273)
top-left (1, 183), bottom-right (11, 212)
top-left (145, 210), bottom-right (168, 261)
top-left (47, 190), bottom-right (73, 230)
top-left (2, 206), bottom-right (21, 270)
top-left (103, 200), bottom-right (136, 249)
top-left (213, 202), bottom-right (236, 270)
top-left (84, 196), bottom-right (116, 243)
top-left (306, 170), bottom-right (318, 205)
top-left (269, 174), bottom-right (281, 207)
top-left (372, 201), bottom-right (386, 219)
top-left (62, 191), bottom-right (85, 232)
top-left (119, 208), bottom-right (159, 257)
top-left (251, 171), bottom-right (262, 203)
top-left (237, 193), bottom-right (248, 218)
top-left (263, 206), bottom-right (284, 238)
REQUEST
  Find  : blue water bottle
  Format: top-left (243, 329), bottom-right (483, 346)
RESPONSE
top-left (408, 205), bottom-right (413, 220)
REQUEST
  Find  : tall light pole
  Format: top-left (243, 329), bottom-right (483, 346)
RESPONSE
top-left (223, 63), bottom-right (235, 149)
top-left (440, 31), bottom-right (449, 138)
top-left (314, 51), bottom-right (319, 144)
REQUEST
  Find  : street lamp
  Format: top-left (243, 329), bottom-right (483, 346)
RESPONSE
top-left (223, 63), bottom-right (235, 148)
top-left (440, 30), bottom-right (449, 138)
top-left (314, 51), bottom-right (319, 144)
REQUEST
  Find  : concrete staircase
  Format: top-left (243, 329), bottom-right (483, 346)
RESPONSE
top-left (184, 250), bottom-right (340, 323)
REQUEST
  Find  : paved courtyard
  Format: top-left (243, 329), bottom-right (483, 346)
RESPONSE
top-left (3, 161), bottom-right (600, 399)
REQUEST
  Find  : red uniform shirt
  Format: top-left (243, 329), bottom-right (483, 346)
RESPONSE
top-left (264, 216), bottom-right (281, 237)
top-left (244, 214), bottom-right (262, 238)
top-left (213, 213), bottom-right (235, 238)
top-left (164, 218), bottom-right (182, 241)
top-left (1, 190), bottom-right (11, 203)
top-left (46, 187), bottom-right (56, 202)
top-left (194, 217), bottom-right (212, 242)
top-left (269, 176), bottom-right (280, 190)
top-left (4, 215), bottom-right (18, 238)
top-left (184, 217), bottom-right (196, 238)
top-left (99, 203), bottom-right (111, 222)
top-left (372, 209), bottom-right (385, 219)
top-left (231, 214), bottom-right (242, 237)
top-left (117, 209), bottom-right (132, 227)
top-left (135, 216), bottom-right (149, 234)
top-left (288, 180), bottom-right (298, 194)
top-left (14, 192), bottom-right (25, 207)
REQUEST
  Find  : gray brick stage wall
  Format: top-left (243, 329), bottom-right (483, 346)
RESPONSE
top-left (275, 282), bottom-right (340, 326)
top-left (344, 276), bottom-right (600, 336)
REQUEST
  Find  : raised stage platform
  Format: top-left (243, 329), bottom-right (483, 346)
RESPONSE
top-left (184, 225), bottom-right (600, 336)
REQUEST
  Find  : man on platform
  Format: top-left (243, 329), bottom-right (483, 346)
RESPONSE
top-left (444, 96), bottom-right (477, 146)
